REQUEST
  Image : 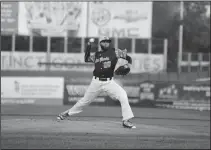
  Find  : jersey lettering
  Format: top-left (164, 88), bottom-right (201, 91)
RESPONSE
top-left (95, 56), bottom-right (109, 63)
top-left (103, 61), bottom-right (111, 68)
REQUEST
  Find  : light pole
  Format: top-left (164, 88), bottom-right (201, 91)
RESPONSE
top-left (178, 1), bottom-right (184, 73)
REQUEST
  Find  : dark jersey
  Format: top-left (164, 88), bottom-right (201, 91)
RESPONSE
top-left (84, 44), bottom-right (132, 78)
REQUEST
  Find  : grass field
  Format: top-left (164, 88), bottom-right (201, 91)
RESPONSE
top-left (1, 105), bottom-right (210, 149)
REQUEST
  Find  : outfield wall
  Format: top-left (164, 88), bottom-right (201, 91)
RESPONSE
top-left (1, 71), bottom-right (210, 111)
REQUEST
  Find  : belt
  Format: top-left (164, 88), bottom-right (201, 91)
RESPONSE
top-left (94, 76), bottom-right (112, 81)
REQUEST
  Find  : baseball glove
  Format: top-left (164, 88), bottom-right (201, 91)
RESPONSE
top-left (115, 64), bottom-right (130, 76)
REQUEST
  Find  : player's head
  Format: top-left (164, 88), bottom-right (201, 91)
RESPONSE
top-left (99, 36), bottom-right (111, 51)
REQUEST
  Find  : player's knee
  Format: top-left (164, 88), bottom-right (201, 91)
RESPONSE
top-left (79, 96), bottom-right (91, 105)
top-left (78, 97), bottom-right (87, 104)
top-left (119, 91), bottom-right (128, 100)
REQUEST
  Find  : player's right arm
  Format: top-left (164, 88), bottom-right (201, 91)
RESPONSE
top-left (84, 42), bottom-right (95, 63)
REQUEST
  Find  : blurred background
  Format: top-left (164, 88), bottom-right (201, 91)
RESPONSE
top-left (1, 2), bottom-right (210, 110)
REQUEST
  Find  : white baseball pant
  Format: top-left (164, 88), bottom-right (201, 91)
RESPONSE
top-left (65, 77), bottom-right (134, 121)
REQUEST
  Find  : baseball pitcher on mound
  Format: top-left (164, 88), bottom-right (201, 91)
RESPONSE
top-left (57, 37), bottom-right (136, 129)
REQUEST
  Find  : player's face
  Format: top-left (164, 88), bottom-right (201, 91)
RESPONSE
top-left (100, 41), bottom-right (110, 49)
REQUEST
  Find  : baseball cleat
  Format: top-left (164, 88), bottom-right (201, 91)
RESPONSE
top-left (57, 112), bottom-right (69, 120)
top-left (122, 120), bottom-right (136, 129)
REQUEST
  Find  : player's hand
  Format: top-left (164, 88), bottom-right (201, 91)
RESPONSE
top-left (89, 38), bottom-right (95, 43)
top-left (88, 38), bottom-right (95, 45)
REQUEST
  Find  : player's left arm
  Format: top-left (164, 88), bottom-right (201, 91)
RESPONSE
top-left (126, 55), bottom-right (132, 64)
top-left (114, 48), bottom-right (132, 75)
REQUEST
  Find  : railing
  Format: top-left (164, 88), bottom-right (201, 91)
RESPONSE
top-left (1, 35), bottom-right (167, 54)
top-left (181, 52), bottom-right (210, 74)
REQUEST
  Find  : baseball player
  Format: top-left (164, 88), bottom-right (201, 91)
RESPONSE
top-left (57, 37), bottom-right (136, 129)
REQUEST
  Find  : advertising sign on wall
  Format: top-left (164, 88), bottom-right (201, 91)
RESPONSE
top-left (1, 2), bottom-right (19, 34)
top-left (139, 81), bottom-right (156, 101)
top-left (50, 53), bottom-right (164, 73)
top-left (88, 2), bottom-right (153, 38)
top-left (1, 77), bottom-right (64, 105)
top-left (1, 52), bottom-right (165, 73)
top-left (1, 52), bottom-right (47, 71)
top-left (155, 82), bottom-right (179, 102)
top-left (153, 81), bottom-right (210, 103)
top-left (49, 53), bottom-right (94, 71)
top-left (180, 84), bottom-right (210, 101)
top-left (154, 82), bottom-right (210, 110)
top-left (18, 2), bottom-right (87, 37)
top-left (129, 54), bottom-right (164, 73)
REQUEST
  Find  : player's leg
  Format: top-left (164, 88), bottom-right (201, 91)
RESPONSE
top-left (57, 78), bottom-right (102, 120)
top-left (103, 79), bottom-right (136, 128)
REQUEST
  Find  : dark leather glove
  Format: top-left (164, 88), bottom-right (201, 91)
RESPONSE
top-left (115, 64), bottom-right (130, 76)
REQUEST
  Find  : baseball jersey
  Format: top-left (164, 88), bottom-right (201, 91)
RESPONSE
top-left (84, 44), bottom-right (132, 78)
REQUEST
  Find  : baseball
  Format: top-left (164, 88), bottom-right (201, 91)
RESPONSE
top-left (89, 38), bottom-right (95, 43)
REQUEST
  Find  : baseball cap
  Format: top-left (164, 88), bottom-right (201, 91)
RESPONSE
top-left (99, 36), bottom-right (111, 43)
